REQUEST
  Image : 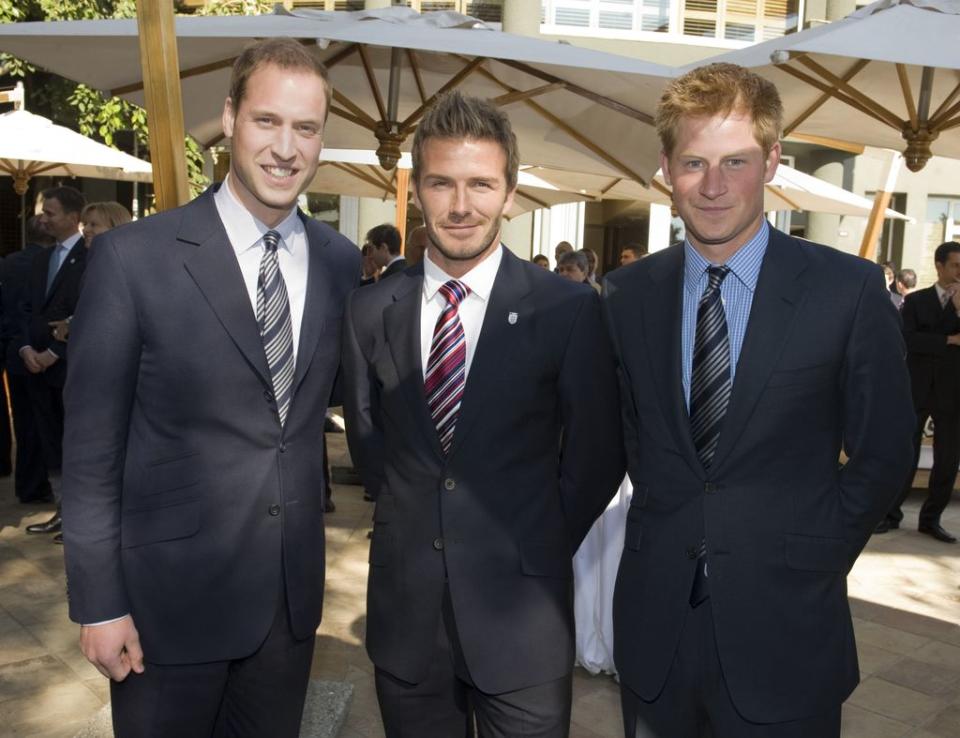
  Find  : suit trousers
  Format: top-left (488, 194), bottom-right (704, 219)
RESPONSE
top-left (887, 408), bottom-right (960, 527)
top-left (25, 374), bottom-right (64, 477)
top-left (375, 586), bottom-right (572, 738)
top-left (620, 599), bottom-right (841, 738)
top-left (7, 372), bottom-right (50, 501)
top-left (110, 581), bottom-right (315, 738)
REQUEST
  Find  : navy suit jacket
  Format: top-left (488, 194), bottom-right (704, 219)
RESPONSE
top-left (900, 285), bottom-right (960, 412)
top-left (61, 188), bottom-right (359, 664)
top-left (604, 228), bottom-right (914, 722)
top-left (343, 249), bottom-right (625, 693)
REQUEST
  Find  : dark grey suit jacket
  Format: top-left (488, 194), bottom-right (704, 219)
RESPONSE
top-left (61, 188), bottom-right (359, 664)
top-left (343, 248), bottom-right (625, 693)
top-left (604, 228), bottom-right (914, 723)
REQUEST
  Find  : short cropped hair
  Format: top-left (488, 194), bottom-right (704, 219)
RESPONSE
top-left (656, 63), bottom-right (783, 157)
top-left (366, 223), bottom-right (402, 256)
top-left (82, 201), bottom-right (132, 230)
top-left (229, 38), bottom-right (331, 115)
top-left (412, 90), bottom-right (520, 191)
top-left (934, 241), bottom-right (960, 265)
top-left (558, 250), bottom-right (588, 273)
top-left (897, 268), bottom-right (917, 290)
top-left (41, 186), bottom-right (85, 216)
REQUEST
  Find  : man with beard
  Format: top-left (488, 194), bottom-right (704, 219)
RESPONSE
top-left (343, 90), bottom-right (624, 737)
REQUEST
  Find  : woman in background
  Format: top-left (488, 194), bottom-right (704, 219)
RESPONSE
top-left (81, 201), bottom-right (132, 248)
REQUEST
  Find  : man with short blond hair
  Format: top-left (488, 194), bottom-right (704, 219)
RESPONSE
top-left (62, 37), bottom-right (358, 736)
top-left (344, 90), bottom-right (624, 737)
top-left (604, 63), bottom-right (914, 738)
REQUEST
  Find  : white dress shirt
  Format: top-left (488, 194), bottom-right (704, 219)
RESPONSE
top-left (420, 245), bottom-right (503, 380)
top-left (214, 175), bottom-right (309, 362)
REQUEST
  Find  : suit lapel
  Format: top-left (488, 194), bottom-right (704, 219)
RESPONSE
top-left (44, 241), bottom-right (84, 306)
top-left (448, 250), bottom-right (533, 458)
top-left (291, 215), bottom-right (332, 394)
top-left (181, 191), bottom-right (271, 388)
top-left (710, 231), bottom-right (808, 474)
top-left (640, 246), bottom-right (701, 472)
top-left (383, 266), bottom-right (444, 457)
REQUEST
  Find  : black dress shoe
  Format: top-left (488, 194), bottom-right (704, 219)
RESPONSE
top-left (53, 533), bottom-right (63, 545)
top-left (874, 520), bottom-right (899, 534)
top-left (19, 492), bottom-right (55, 505)
top-left (26, 512), bottom-right (62, 535)
top-left (918, 524), bottom-right (957, 543)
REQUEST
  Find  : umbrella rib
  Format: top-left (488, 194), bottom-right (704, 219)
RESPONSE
top-left (600, 178), bottom-right (623, 196)
top-left (111, 56), bottom-right (236, 96)
top-left (331, 90), bottom-right (379, 128)
top-left (928, 80), bottom-right (960, 128)
top-left (794, 56), bottom-right (906, 130)
top-left (896, 64), bottom-right (919, 131)
top-left (472, 64), bottom-right (648, 187)
top-left (495, 58), bottom-right (654, 127)
top-left (330, 162), bottom-right (398, 194)
top-left (31, 162), bottom-right (64, 176)
top-left (405, 49), bottom-right (428, 104)
top-left (357, 45), bottom-right (388, 122)
top-left (492, 83), bottom-right (567, 107)
top-left (515, 187), bottom-right (550, 209)
top-left (399, 56), bottom-right (486, 132)
top-left (322, 43), bottom-right (359, 71)
top-left (329, 105), bottom-right (378, 132)
top-left (783, 58), bottom-right (870, 137)
top-left (940, 115), bottom-right (960, 132)
top-left (778, 64), bottom-right (895, 129)
top-left (767, 184), bottom-right (800, 211)
top-left (650, 179), bottom-right (672, 198)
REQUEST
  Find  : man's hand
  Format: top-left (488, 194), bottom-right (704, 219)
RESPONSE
top-left (947, 282), bottom-right (960, 311)
top-left (80, 616), bottom-right (145, 681)
top-left (19, 347), bottom-right (44, 374)
top-left (35, 350), bottom-right (58, 370)
top-left (49, 319), bottom-right (70, 342)
top-left (947, 333), bottom-right (960, 346)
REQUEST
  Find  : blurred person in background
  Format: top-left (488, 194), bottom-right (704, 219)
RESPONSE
top-left (557, 250), bottom-right (590, 286)
top-left (532, 254), bottom-right (549, 269)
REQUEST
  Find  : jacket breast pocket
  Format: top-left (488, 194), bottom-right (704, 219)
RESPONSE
top-left (121, 498), bottom-right (201, 549)
top-left (766, 362), bottom-right (834, 390)
top-left (783, 533), bottom-right (847, 572)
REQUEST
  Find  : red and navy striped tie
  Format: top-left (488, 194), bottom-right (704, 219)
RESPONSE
top-left (425, 280), bottom-right (471, 454)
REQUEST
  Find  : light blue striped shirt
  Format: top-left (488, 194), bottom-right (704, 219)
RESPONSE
top-left (681, 223), bottom-right (769, 408)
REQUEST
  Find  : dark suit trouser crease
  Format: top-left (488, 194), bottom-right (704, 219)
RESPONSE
top-left (887, 408), bottom-right (959, 527)
top-left (621, 599), bottom-right (841, 738)
top-left (375, 586), bottom-right (572, 738)
top-left (110, 583), bottom-right (315, 738)
top-left (25, 374), bottom-right (63, 476)
top-left (7, 372), bottom-right (49, 500)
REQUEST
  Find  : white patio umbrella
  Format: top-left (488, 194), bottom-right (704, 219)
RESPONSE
top-left (0, 6), bottom-right (674, 186)
top-left (310, 149), bottom-right (586, 219)
top-left (682, 0), bottom-right (960, 172)
top-left (523, 162), bottom-right (912, 220)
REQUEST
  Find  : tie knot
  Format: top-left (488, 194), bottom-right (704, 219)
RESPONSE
top-left (706, 265), bottom-right (730, 290)
top-left (439, 280), bottom-right (470, 308)
top-left (262, 230), bottom-right (281, 253)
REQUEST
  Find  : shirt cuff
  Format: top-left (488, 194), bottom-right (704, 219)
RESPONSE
top-left (83, 614), bottom-right (130, 627)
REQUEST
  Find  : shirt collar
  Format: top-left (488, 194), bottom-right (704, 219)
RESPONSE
top-left (214, 174), bottom-right (302, 255)
top-left (683, 221), bottom-right (769, 295)
top-left (60, 233), bottom-right (82, 251)
top-left (423, 245), bottom-right (503, 303)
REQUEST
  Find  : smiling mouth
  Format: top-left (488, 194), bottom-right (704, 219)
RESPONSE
top-left (262, 165), bottom-right (297, 180)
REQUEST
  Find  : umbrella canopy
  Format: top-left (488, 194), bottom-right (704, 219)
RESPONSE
top-left (524, 162), bottom-right (912, 220)
top-left (0, 6), bottom-right (674, 185)
top-left (0, 107), bottom-right (152, 195)
top-left (682, 0), bottom-right (960, 172)
top-left (310, 149), bottom-right (586, 218)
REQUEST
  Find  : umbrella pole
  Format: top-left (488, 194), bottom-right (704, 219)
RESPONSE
top-left (20, 190), bottom-right (25, 249)
top-left (858, 151), bottom-right (902, 261)
top-left (396, 168), bottom-right (409, 248)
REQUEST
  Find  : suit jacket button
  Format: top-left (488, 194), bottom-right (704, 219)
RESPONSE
top-left (443, 478), bottom-right (456, 491)
top-left (268, 504), bottom-right (281, 516)
top-left (263, 389), bottom-right (273, 403)
top-left (704, 482), bottom-right (716, 494)
top-left (432, 537), bottom-right (444, 550)
top-left (686, 546), bottom-right (699, 559)
top-left (279, 443), bottom-right (287, 453)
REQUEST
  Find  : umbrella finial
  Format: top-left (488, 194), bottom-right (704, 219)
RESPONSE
top-left (902, 126), bottom-right (937, 172)
top-left (375, 121), bottom-right (405, 170)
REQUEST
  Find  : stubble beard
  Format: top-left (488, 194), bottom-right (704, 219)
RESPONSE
top-left (426, 216), bottom-right (502, 264)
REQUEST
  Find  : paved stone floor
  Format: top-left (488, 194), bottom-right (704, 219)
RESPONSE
top-left (0, 432), bottom-right (958, 737)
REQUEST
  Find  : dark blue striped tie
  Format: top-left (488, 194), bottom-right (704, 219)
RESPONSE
top-left (689, 265), bottom-right (730, 607)
top-left (257, 230), bottom-right (295, 426)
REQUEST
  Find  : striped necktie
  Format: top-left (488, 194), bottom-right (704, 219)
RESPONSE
top-left (690, 265), bottom-right (732, 468)
top-left (257, 230), bottom-right (295, 426)
top-left (425, 280), bottom-right (471, 454)
top-left (688, 265), bottom-right (731, 608)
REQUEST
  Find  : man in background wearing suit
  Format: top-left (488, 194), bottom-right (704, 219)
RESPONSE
top-left (344, 91), bottom-right (624, 737)
top-left (367, 222), bottom-right (406, 279)
top-left (1, 215), bottom-right (53, 505)
top-left (604, 64), bottom-right (914, 738)
top-left (62, 38), bottom-right (359, 736)
top-left (19, 186), bottom-right (87, 540)
top-left (877, 240), bottom-right (960, 543)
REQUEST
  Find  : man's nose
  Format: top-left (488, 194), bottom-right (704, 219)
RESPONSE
top-left (271, 126), bottom-right (296, 160)
top-left (699, 165), bottom-right (726, 199)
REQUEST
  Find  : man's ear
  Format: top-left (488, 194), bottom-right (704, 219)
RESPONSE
top-left (222, 97), bottom-right (236, 140)
top-left (764, 142), bottom-right (781, 184)
top-left (659, 149), bottom-right (672, 187)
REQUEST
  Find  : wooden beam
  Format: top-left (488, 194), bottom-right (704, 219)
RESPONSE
top-left (136, 0), bottom-right (190, 210)
top-left (859, 151), bottom-right (902, 260)
top-left (783, 59), bottom-right (870, 138)
top-left (784, 133), bottom-right (865, 155)
top-left (929, 80), bottom-right (960, 127)
top-left (794, 56), bottom-right (907, 131)
top-left (492, 83), bottom-right (566, 108)
top-left (766, 185), bottom-right (801, 212)
top-left (896, 64), bottom-right (919, 131)
top-left (405, 49), bottom-right (427, 104)
top-left (399, 56), bottom-right (486, 132)
top-left (395, 168), bottom-right (410, 247)
top-left (777, 63), bottom-right (897, 129)
top-left (358, 45), bottom-right (388, 122)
